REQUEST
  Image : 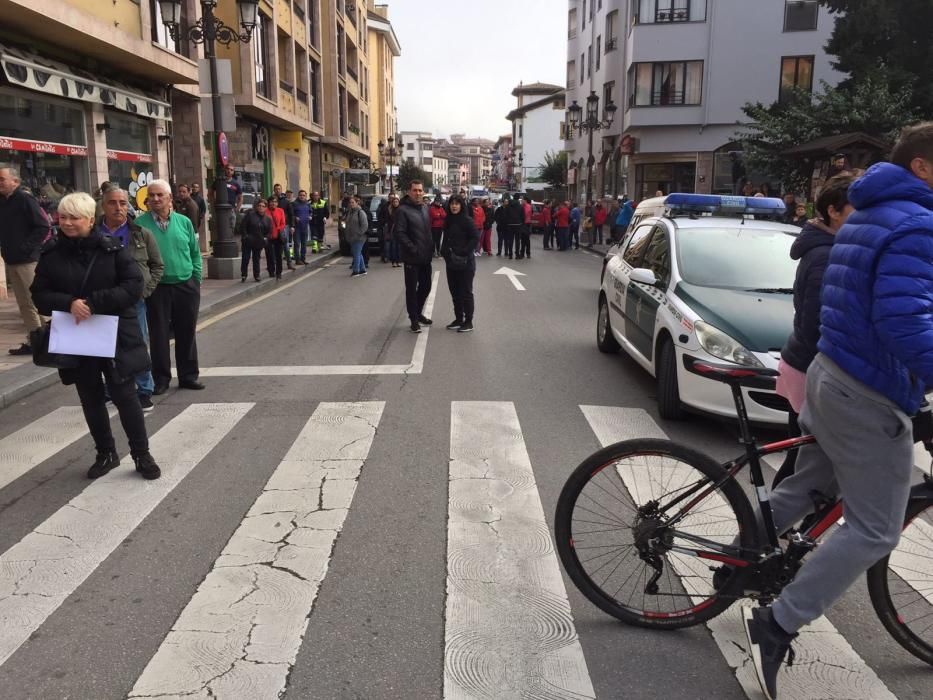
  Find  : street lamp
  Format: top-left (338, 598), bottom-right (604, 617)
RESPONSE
top-left (160, 0), bottom-right (259, 277)
top-left (568, 90), bottom-right (616, 210)
top-left (377, 134), bottom-right (402, 195)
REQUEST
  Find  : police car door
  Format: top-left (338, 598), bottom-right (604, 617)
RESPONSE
top-left (608, 222), bottom-right (655, 334)
top-left (624, 224), bottom-right (671, 362)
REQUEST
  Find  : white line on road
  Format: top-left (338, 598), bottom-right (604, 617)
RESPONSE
top-left (198, 271), bottom-right (440, 377)
top-left (579, 406), bottom-right (895, 700)
top-left (129, 401), bottom-right (384, 700)
top-left (0, 403), bottom-right (252, 668)
top-left (0, 407), bottom-right (111, 492)
top-left (445, 401), bottom-right (595, 699)
top-left (493, 266), bottom-right (526, 291)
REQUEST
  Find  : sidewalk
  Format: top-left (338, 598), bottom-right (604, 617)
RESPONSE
top-left (0, 227), bottom-right (340, 410)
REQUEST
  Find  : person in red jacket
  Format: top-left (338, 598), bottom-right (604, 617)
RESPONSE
top-left (471, 199), bottom-right (485, 256)
top-left (429, 197), bottom-right (446, 258)
top-left (540, 200), bottom-right (553, 249)
top-left (592, 200), bottom-right (608, 245)
top-left (266, 196), bottom-right (287, 280)
top-left (554, 201), bottom-right (571, 251)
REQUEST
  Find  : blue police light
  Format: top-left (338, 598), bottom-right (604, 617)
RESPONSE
top-left (663, 193), bottom-right (786, 216)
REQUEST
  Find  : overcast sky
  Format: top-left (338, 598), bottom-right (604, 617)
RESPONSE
top-left (388, 0), bottom-right (567, 141)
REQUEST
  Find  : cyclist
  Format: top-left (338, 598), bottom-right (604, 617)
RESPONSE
top-left (744, 123), bottom-right (933, 699)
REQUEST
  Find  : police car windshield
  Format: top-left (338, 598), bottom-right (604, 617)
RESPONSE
top-left (676, 227), bottom-right (798, 290)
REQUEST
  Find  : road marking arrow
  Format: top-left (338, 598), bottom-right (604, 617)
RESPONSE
top-left (494, 266), bottom-right (526, 291)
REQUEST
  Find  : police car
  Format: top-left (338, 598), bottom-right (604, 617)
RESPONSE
top-left (597, 193), bottom-right (800, 424)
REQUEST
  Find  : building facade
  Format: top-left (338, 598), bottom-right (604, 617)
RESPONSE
top-left (506, 83), bottom-right (565, 191)
top-left (367, 1), bottom-right (400, 175)
top-left (399, 130), bottom-right (435, 182)
top-left (564, 0), bottom-right (839, 201)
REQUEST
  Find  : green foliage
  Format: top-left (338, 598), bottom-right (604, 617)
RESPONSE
top-left (539, 151), bottom-right (568, 188)
top-left (398, 161), bottom-right (432, 192)
top-left (820, 0), bottom-right (933, 116)
top-left (739, 75), bottom-right (916, 192)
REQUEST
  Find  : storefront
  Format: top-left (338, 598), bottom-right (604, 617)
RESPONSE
top-left (105, 109), bottom-right (154, 211)
top-left (0, 88), bottom-right (90, 212)
top-left (634, 162), bottom-right (696, 199)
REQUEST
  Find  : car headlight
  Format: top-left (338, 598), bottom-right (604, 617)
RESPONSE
top-left (694, 321), bottom-right (764, 368)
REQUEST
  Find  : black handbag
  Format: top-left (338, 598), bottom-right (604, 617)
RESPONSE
top-left (31, 251), bottom-right (100, 370)
top-left (447, 251), bottom-right (470, 271)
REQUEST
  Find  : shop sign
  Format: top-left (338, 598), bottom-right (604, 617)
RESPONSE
top-left (0, 136), bottom-right (88, 157)
top-left (106, 149), bottom-right (153, 163)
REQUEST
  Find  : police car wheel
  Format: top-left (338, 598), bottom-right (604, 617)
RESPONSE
top-left (657, 338), bottom-right (685, 420)
top-left (597, 296), bottom-right (621, 353)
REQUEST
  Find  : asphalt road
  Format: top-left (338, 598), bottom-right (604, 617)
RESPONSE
top-left (0, 239), bottom-right (929, 700)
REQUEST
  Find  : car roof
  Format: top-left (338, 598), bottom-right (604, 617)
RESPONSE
top-left (667, 217), bottom-right (800, 234)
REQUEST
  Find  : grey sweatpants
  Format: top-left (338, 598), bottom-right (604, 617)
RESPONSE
top-left (769, 353), bottom-right (913, 634)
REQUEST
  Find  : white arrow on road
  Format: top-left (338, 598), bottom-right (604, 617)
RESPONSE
top-left (494, 266), bottom-right (526, 291)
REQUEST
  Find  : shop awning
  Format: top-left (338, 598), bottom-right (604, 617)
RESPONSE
top-left (0, 42), bottom-right (171, 121)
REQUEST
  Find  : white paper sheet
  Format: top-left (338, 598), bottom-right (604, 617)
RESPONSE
top-left (48, 310), bottom-right (119, 358)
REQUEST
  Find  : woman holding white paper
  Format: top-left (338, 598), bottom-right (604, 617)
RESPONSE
top-left (30, 192), bottom-right (161, 480)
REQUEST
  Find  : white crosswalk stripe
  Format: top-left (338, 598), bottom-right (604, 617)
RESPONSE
top-left (0, 402), bottom-right (252, 667)
top-left (129, 401), bottom-right (384, 700)
top-left (445, 401), bottom-right (595, 699)
top-left (579, 405), bottom-right (897, 700)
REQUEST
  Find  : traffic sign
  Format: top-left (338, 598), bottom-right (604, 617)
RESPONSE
top-left (217, 132), bottom-right (229, 167)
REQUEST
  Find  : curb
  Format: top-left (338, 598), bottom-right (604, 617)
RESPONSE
top-left (0, 248), bottom-right (340, 411)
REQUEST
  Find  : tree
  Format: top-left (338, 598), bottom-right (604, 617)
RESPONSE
top-left (739, 75), bottom-right (916, 192)
top-left (820, 0), bottom-right (933, 116)
top-left (539, 151), bottom-right (568, 189)
top-left (398, 161), bottom-right (432, 192)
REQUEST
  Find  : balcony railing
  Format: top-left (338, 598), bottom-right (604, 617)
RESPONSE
top-left (294, 2), bottom-right (305, 20)
top-left (296, 88), bottom-right (308, 104)
top-left (606, 38), bottom-right (617, 51)
top-left (347, 65), bottom-right (358, 82)
top-left (280, 79), bottom-right (294, 93)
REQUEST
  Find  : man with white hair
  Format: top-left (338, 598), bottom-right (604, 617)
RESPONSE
top-left (135, 179), bottom-right (204, 394)
top-left (0, 165), bottom-right (48, 355)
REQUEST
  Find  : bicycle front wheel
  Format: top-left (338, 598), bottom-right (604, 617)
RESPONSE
top-left (866, 495), bottom-right (933, 665)
top-left (555, 438), bottom-right (759, 629)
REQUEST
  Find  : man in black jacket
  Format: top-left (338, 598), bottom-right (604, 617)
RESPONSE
top-left (0, 166), bottom-right (47, 355)
top-left (494, 196), bottom-right (510, 256)
top-left (394, 180), bottom-right (434, 333)
top-left (505, 195), bottom-right (525, 260)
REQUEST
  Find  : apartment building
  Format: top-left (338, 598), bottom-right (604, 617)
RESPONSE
top-left (432, 154), bottom-right (449, 187)
top-left (367, 2), bottom-right (400, 171)
top-left (506, 82), bottom-right (565, 191)
top-left (565, 0), bottom-right (839, 201)
top-left (399, 130), bottom-right (435, 181)
top-left (448, 135), bottom-right (495, 186)
top-left (0, 0), bottom-right (199, 215)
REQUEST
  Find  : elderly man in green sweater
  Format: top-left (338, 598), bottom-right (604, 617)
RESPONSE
top-left (136, 179), bottom-right (204, 394)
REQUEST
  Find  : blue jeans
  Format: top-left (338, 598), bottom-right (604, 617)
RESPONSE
top-left (351, 240), bottom-right (366, 273)
top-left (388, 239), bottom-right (400, 263)
top-left (293, 222), bottom-right (308, 261)
top-left (135, 299), bottom-right (155, 397)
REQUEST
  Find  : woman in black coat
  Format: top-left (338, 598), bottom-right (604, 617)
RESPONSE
top-left (441, 195), bottom-right (480, 332)
top-left (30, 192), bottom-right (160, 480)
top-left (240, 199), bottom-right (272, 282)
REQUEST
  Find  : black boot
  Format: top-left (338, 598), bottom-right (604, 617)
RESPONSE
top-left (87, 450), bottom-right (120, 479)
top-left (133, 452), bottom-right (162, 480)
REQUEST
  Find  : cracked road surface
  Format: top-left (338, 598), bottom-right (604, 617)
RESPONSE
top-left (0, 252), bottom-right (928, 699)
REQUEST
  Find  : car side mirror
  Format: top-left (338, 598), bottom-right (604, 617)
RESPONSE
top-left (630, 268), bottom-right (660, 287)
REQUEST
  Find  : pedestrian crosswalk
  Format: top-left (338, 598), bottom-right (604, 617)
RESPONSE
top-left (0, 399), bottom-right (927, 699)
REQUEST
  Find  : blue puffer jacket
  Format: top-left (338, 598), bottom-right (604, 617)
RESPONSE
top-left (818, 162), bottom-right (933, 415)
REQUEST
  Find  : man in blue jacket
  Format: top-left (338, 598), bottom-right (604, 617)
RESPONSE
top-left (744, 123), bottom-right (933, 699)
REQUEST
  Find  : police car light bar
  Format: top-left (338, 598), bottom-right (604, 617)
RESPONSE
top-left (663, 193), bottom-right (786, 216)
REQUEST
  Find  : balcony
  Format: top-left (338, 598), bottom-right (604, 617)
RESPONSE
top-left (347, 64), bottom-right (358, 82)
top-left (296, 88), bottom-right (308, 104)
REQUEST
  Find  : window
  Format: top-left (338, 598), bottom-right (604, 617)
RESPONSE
top-left (622, 224), bottom-right (655, 267)
top-left (596, 37), bottom-right (601, 70)
top-left (254, 13), bottom-right (272, 98)
top-left (784, 0), bottom-right (818, 31)
top-left (587, 45), bottom-right (593, 78)
top-left (567, 60), bottom-right (576, 88)
top-left (338, 85), bottom-right (347, 137)
top-left (406, 142), bottom-right (414, 150)
top-left (635, 0), bottom-right (706, 24)
top-left (150, 0), bottom-right (181, 52)
top-left (582, 0), bottom-right (587, 29)
top-left (309, 0), bottom-right (318, 48)
top-left (568, 8), bottom-right (577, 38)
top-left (603, 81), bottom-right (615, 115)
top-left (605, 11), bottom-right (618, 51)
top-left (309, 58), bottom-right (321, 123)
top-left (779, 55), bottom-right (814, 103)
top-left (629, 61), bottom-right (703, 106)
top-left (641, 226), bottom-right (671, 287)
top-left (519, 123), bottom-right (523, 139)
top-left (580, 53), bottom-right (585, 84)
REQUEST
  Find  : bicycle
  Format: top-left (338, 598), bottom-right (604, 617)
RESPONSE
top-left (555, 358), bottom-right (933, 665)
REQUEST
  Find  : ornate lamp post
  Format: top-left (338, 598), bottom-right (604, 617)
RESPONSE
top-left (159, 0), bottom-right (259, 277)
top-left (377, 135), bottom-right (402, 195)
top-left (568, 90), bottom-right (616, 209)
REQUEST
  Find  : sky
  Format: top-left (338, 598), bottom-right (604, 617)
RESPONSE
top-left (388, 0), bottom-right (567, 141)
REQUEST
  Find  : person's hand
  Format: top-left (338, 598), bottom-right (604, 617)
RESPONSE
top-left (70, 298), bottom-right (91, 323)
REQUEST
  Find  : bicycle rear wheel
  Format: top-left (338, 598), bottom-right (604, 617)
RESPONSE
top-left (866, 495), bottom-right (933, 665)
top-left (555, 438), bottom-right (759, 629)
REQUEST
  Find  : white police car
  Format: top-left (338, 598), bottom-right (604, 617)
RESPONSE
top-left (597, 194), bottom-right (800, 424)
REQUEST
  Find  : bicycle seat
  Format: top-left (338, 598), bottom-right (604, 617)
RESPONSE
top-left (683, 357), bottom-right (780, 386)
